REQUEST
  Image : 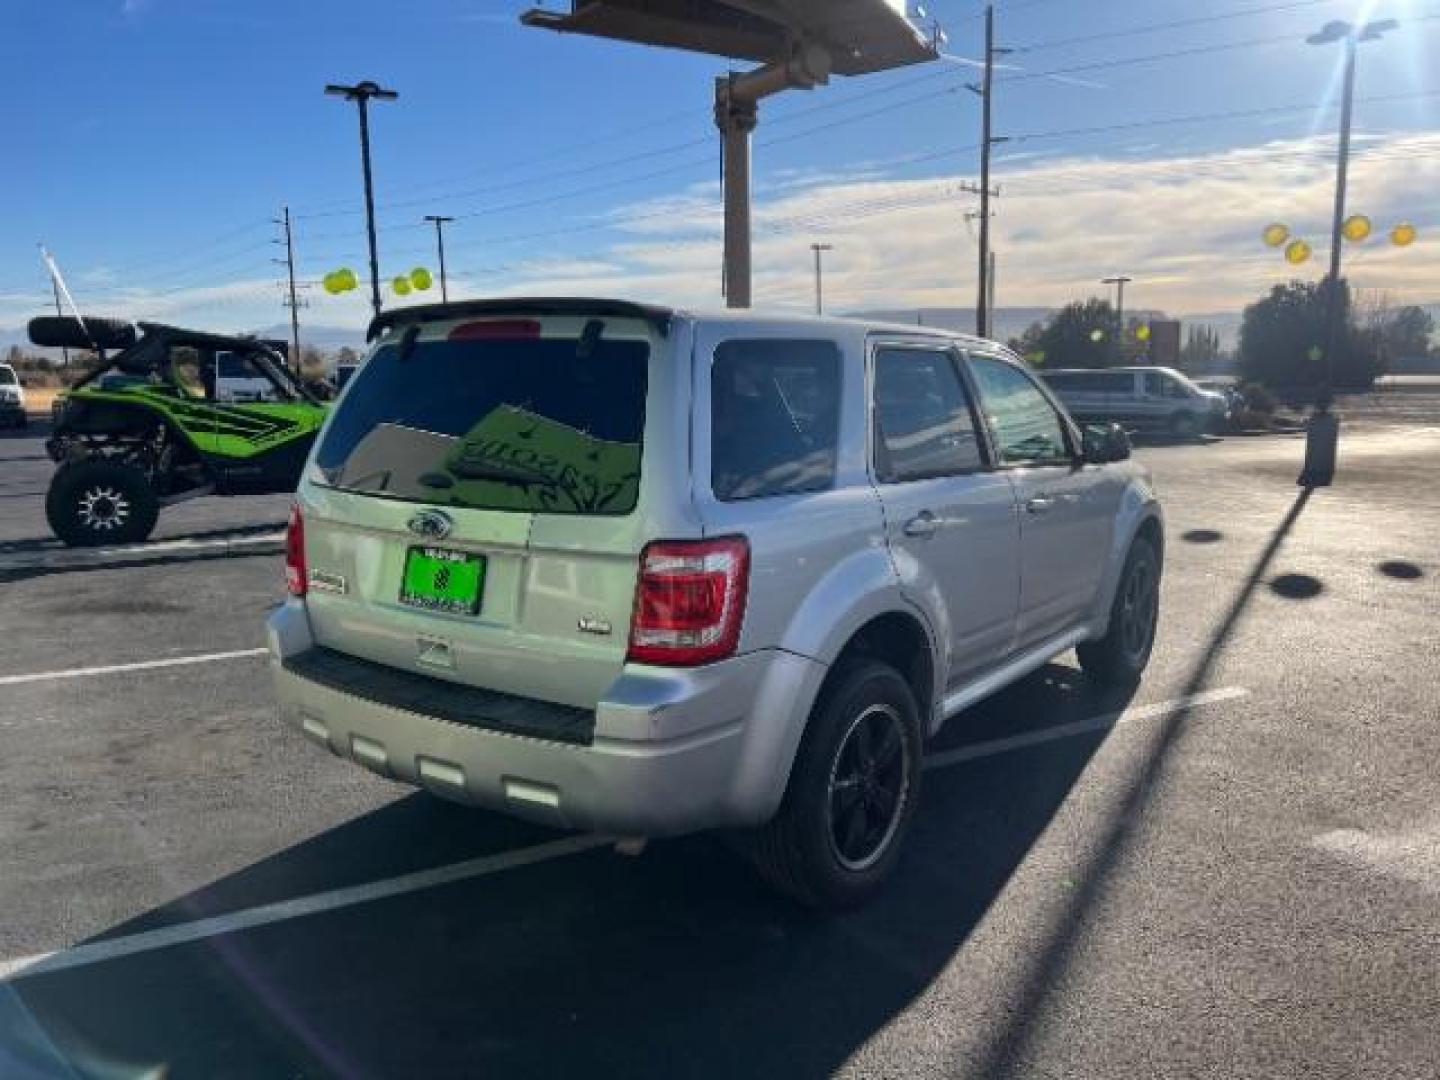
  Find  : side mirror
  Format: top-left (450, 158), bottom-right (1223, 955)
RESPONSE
top-left (1083, 422), bottom-right (1131, 464)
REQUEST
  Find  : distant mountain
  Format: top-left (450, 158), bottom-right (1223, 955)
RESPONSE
top-left (250, 324), bottom-right (365, 351)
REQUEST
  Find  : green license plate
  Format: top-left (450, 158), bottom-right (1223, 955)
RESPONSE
top-left (399, 546), bottom-right (486, 615)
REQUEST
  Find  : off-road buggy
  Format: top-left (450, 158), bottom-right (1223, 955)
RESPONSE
top-left (28, 316), bottom-right (328, 546)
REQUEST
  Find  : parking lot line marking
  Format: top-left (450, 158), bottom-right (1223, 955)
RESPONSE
top-left (924, 686), bottom-right (1249, 770)
top-left (0, 687), bottom-right (1247, 983)
top-left (0, 834), bottom-right (610, 983)
top-left (0, 648), bottom-right (268, 688)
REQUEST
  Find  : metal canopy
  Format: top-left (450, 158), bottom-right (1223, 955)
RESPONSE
top-left (521, 1), bottom-right (936, 308)
top-left (521, 1), bottom-right (933, 77)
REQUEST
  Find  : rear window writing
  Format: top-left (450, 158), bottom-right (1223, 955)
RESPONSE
top-left (314, 333), bottom-right (648, 515)
top-left (711, 339), bottom-right (841, 501)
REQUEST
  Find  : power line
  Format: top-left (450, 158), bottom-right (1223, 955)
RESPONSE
top-left (1013, 0), bottom-right (1341, 54)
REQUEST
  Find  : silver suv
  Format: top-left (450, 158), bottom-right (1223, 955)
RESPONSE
top-left (268, 299), bottom-right (1163, 907)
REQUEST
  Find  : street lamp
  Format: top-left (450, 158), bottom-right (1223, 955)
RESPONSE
top-left (1102, 275), bottom-right (1132, 359)
top-left (1299, 16), bottom-right (1396, 486)
top-left (1306, 17), bottom-right (1397, 405)
top-left (810, 243), bottom-right (833, 315)
top-left (325, 80), bottom-right (398, 318)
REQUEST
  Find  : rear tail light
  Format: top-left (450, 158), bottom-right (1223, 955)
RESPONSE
top-left (627, 537), bottom-right (749, 666)
top-left (285, 503), bottom-right (306, 597)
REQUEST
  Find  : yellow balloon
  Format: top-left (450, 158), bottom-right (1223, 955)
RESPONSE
top-left (1391, 222), bottom-right (1417, 247)
top-left (323, 271), bottom-right (344, 295)
top-left (1343, 214), bottom-right (1372, 242)
top-left (392, 276), bottom-right (412, 296)
top-left (1136, 324), bottom-right (1151, 342)
top-left (1284, 239), bottom-right (1312, 265)
top-left (1262, 223), bottom-right (1289, 248)
top-left (409, 267), bottom-right (433, 292)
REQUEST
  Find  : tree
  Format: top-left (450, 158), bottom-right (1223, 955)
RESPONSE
top-left (1238, 278), bottom-right (1377, 391)
top-left (1180, 325), bottom-right (1222, 372)
top-left (1359, 298), bottom-right (1433, 367)
top-left (335, 345), bottom-right (359, 365)
top-left (1020, 298), bottom-right (1116, 369)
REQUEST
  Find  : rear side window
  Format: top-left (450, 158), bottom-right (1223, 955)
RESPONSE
top-left (314, 330), bottom-right (649, 515)
top-left (711, 339), bottom-right (840, 501)
top-left (873, 347), bottom-right (985, 482)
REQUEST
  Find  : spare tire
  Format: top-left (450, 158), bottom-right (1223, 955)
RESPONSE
top-left (27, 316), bottom-right (137, 351)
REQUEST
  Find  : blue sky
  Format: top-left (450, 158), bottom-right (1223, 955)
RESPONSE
top-left (2, 0), bottom-right (1437, 334)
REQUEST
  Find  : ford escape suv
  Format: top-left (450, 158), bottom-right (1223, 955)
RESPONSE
top-left (269, 298), bottom-right (1163, 908)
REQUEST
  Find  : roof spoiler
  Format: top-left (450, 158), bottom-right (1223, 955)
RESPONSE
top-left (366, 298), bottom-right (673, 342)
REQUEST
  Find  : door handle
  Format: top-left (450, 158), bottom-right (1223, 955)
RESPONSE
top-left (903, 511), bottom-right (940, 537)
top-left (1025, 495), bottom-right (1055, 515)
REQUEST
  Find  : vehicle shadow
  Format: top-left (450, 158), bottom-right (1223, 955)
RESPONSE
top-left (3, 664), bottom-right (1135, 1079)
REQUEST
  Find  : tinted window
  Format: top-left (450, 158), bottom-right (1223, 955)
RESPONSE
top-left (969, 356), bottom-right (1072, 465)
top-left (873, 348), bottom-right (984, 481)
top-left (217, 351), bottom-right (260, 379)
top-left (315, 331), bottom-right (648, 515)
top-left (711, 339), bottom-right (840, 501)
top-left (0, 367), bottom-right (16, 386)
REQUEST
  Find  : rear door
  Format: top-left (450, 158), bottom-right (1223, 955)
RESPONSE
top-left (870, 342), bottom-right (1020, 683)
top-left (966, 352), bottom-right (1117, 648)
top-left (298, 313), bottom-right (682, 709)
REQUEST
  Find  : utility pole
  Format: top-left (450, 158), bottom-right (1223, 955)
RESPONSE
top-left (810, 243), bottom-right (833, 315)
top-left (325, 80), bottom-right (398, 318)
top-left (1102, 275), bottom-right (1132, 359)
top-left (969, 4), bottom-right (1010, 338)
top-left (274, 206), bottom-right (303, 374)
top-left (424, 214), bottom-right (455, 302)
top-left (50, 278), bottom-right (70, 366)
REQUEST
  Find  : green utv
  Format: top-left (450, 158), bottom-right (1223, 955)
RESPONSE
top-left (29, 316), bottom-right (329, 546)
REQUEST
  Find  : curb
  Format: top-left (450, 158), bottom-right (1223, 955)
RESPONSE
top-left (0, 532), bottom-right (284, 572)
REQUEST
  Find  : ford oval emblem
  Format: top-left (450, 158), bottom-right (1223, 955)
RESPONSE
top-left (407, 509), bottom-right (453, 541)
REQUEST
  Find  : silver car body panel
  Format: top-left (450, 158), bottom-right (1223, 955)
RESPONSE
top-left (269, 306), bottom-right (1163, 836)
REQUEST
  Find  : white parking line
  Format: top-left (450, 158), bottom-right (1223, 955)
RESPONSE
top-left (0, 685), bottom-right (1247, 983)
top-left (924, 686), bottom-right (1250, 770)
top-left (0, 648), bottom-right (268, 688)
top-left (0, 835), bottom-right (610, 982)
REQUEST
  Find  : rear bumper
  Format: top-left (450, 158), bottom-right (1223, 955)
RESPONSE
top-left (0, 400), bottom-right (23, 422)
top-left (267, 601), bottom-right (827, 836)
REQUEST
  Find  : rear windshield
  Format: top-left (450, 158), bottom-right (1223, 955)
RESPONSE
top-left (0, 367), bottom-right (16, 385)
top-left (313, 331), bottom-right (648, 515)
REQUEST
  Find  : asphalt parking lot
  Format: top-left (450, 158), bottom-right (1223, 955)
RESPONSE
top-left (1, 399), bottom-right (1436, 1079)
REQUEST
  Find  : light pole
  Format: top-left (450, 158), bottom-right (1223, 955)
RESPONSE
top-left (810, 243), bottom-right (833, 315)
top-left (325, 80), bottom-right (398, 318)
top-left (1102, 275), bottom-right (1132, 359)
top-left (1307, 18), bottom-right (1396, 407)
top-left (424, 214), bottom-right (454, 303)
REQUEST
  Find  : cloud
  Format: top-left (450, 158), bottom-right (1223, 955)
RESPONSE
top-left (10, 132), bottom-right (1433, 337)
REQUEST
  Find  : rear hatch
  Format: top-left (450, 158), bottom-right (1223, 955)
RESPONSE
top-left (297, 309), bottom-right (675, 710)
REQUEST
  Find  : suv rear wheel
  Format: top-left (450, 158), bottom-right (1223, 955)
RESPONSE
top-left (1078, 535), bottom-right (1160, 684)
top-left (747, 660), bottom-right (923, 909)
top-left (46, 460), bottom-right (160, 547)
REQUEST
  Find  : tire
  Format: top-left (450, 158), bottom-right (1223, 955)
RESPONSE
top-left (27, 316), bottom-right (136, 352)
top-left (746, 660), bottom-right (923, 910)
top-left (1078, 536), bottom-right (1160, 685)
top-left (46, 460), bottom-right (159, 547)
top-left (1168, 410), bottom-right (1201, 440)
